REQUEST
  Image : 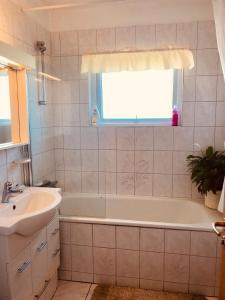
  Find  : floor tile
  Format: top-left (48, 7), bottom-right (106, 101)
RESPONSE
top-left (86, 284), bottom-right (98, 300)
top-left (53, 281), bottom-right (91, 300)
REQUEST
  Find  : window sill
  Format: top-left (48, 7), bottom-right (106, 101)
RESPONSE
top-left (93, 119), bottom-right (179, 127)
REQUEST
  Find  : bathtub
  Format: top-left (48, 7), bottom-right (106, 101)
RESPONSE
top-left (59, 193), bottom-right (221, 231)
top-left (59, 193), bottom-right (222, 296)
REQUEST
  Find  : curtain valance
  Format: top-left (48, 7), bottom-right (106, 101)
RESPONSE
top-left (81, 49), bottom-right (194, 73)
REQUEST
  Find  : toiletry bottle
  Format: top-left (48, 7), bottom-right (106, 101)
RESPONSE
top-left (92, 107), bottom-right (98, 127)
top-left (172, 105), bottom-right (178, 126)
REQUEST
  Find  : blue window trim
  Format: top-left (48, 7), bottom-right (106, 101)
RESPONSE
top-left (89, 69), bottom-right (183, 127)
top-left (0, 119), bottom-right (11, 125)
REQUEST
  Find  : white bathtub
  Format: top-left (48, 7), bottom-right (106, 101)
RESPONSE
top-left (59, 193), bottom-right (221, 231)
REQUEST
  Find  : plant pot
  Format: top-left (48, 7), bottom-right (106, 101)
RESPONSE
top-left (204, 191), bottom-right (221, 209)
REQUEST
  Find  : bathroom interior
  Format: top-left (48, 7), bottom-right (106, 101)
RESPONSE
top-left (0, 0), bottom-right (225, 299)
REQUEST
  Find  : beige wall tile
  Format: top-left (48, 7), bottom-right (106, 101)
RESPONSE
top-left (140, 228), bottom-right (164, 252)
top-left (93, 247), bottom-right (116, 276)
top-left (99, 172), bottom-right (117, 194)
top-left (216, 102), bottom-right (225, 126)
top-left (99, 127), bottom-right (116, 150)
top-left (140, 252), bottom-right (164, 280)
top-left (135, 128), bottom-right (154, 150)
top-left (135, 174), bottom-right (153, 196)
top-left (58, 270), bottom-right (72, 281)
top-left (164, 253), bottom-right (189, 283)
top-left (197, 49), bottom-right (218, 76)
top-left (71, 223), bottom-right (92, 246)
top-left (71, 245), bottom-right (93, 273)
top-left (97, 28), bottom-right (115, 52)
top-left (60, 222), bottom-right (71, 244)
top-left (217, 75), bottom-right (225, 101)
top-left (116, 26), bottom-right (135, 50)
top-left (190, 256), bottom-right (216, 286)
top-left (117, 151), bottom-right (134, 173)
top-left (117, 128), bottom-right (135, 150)
top-left (164, 282), bottom-right (188, 293)
top-left (196, 76), bottom-right (217, 101)
top-left (94, 274), bottom-right (116, 285)
top-left (60, 244), bottom-right (72, 271)
top-left (117, 249), bottom-right (139, 278)
top-left (172, 175), bottom-right (192, 198)
top-left (99, 150), bottom-right (116, 172)
top-left (197, 21), bottom-right (217, 49)
top-left (116, 226), bottom-right (139, 250)
top-left (117, 277), bottom-right (139, 288)
top-left (117, 173), bottom-right (135, 195)
top-left (135, 25), bottom-right (156, 49)
top-left (60, 30), bottom-right (78, 56)
top-left (165, 230), bottom-right (190, 254)
top-left (81, 172), bottom-right (99, 193)
top-left (177, 22), bottom-right (197, 49)
top-left (93, 225), bottom-right (115, 248)
top-left (189, 285), bottom-right (215, 297)
top-left (81, 150), bottom-right (98, 172)
top-left (153, 174), bottom-right (172, 197)
top-left (135, 151), bottom-right (153, 173)
top-left (81, 127), bottom-right (98, 149)
top-left (190, 231), bottom-right (217, 257)
top-left (140, 279), bottom-right (163, 291)
top-left (154, 151), bottom-right (173, 174)
top-left (72, 272), bottom-right (93, 283)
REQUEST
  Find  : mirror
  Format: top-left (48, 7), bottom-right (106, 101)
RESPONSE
top-left (0, 41), bottom-right (35, 149)
top-left (0, 68), bottom-right (12, 144)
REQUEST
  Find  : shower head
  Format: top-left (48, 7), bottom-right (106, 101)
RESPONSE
top-left (36, 41), bottom-right (47, 53)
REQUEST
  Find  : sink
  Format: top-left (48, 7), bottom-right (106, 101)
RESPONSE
top-left (0, 187), bottom-right (61, 236)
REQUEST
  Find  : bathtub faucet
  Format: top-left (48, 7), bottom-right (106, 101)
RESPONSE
top-left (1, 181), bottom-right (24, 203)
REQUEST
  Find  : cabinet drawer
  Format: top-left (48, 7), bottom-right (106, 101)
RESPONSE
top-left (47, 232), bottom-right (60, 278)
top-left (34, 272), bottom-right (58, 300)
top-left (31, 228), bottom-right (48, 296)
top-left (47, 214), bottom-right (59, 238)
top-left (7, 247), bottom-right (33, 300)
top-left (47, 215), bottom-right (60, 278)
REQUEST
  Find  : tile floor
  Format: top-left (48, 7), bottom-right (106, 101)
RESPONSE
top-left (53, 281), bottom-right (96, 300)
top-left (53, 281), bottom-right (218, 300)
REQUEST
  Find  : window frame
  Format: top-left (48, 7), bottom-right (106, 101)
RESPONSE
top-left (89, 69), bottom-right (183, 127)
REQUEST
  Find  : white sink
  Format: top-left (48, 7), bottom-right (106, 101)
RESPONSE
top-left (0, 187), bottom-right (61, 236)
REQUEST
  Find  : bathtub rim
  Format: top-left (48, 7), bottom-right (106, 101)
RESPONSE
top-left (59, 215), bottom-right (219, 232)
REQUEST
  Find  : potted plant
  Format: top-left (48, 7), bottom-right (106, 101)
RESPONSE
top-left (186, 146), bottom-right (225, 209)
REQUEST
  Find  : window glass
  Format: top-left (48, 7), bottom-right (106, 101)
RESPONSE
top-left (101, 70), bottom-right (174, 120)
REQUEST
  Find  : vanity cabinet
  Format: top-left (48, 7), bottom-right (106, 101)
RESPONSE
top-left (7, 247), bottom-right (33, 300)
top-left (0, 214), bottom-right (60, 300)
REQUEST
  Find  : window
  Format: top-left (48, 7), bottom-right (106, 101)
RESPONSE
top-left (90, 69), bottom-right (183, 126)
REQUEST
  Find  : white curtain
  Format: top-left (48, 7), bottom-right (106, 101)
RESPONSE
top-left (81, 49), bottom-right (194, 73)
top-left (212, 0), bottom-right (225, 80)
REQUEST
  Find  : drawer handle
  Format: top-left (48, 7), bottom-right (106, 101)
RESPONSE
top-left (37, 241), bottom-right (47, 253)
top-left (17, 261), bottom-right (31, 273)
top-left (51, 228), bottom-right (59, 236)
top-left (52, 248), bottom-right (60, 257)
top-left (35, 280), bottom-right (49, 299)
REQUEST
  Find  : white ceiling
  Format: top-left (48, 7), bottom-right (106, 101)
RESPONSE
top-left (12, 0), bottom-right (135, 10)
top-left (11, 0), bottom-right (214, 32)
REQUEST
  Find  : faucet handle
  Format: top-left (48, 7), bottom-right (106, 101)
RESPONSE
top-left (4, 181), bottom-right (13, 190)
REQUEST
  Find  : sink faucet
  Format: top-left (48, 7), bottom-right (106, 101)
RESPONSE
top-left (1, 181), bottom-right (24, 203)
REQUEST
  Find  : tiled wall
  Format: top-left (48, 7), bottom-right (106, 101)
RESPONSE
top-left (59, 222), bottom-right (221, 296)
top-left (51, 20), bottom-right (225, 199)
top-left (0, 0), bottom-right (55, 191)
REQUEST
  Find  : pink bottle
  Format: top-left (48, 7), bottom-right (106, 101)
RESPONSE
top-left (172, 105), bottom-right (178, 126)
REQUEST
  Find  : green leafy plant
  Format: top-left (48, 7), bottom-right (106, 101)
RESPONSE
top-left (186, 146), bottom-right (225, 195)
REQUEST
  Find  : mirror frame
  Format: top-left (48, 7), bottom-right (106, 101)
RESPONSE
top-left (0, 41), bottom-right (35, 150)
